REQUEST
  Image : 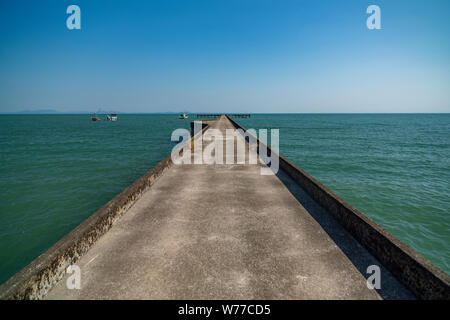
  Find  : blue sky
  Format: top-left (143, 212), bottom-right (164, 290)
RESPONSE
top-left (0, 0), bottom-right (449, 113)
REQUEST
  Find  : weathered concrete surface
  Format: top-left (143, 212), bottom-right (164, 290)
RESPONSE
top-left (45, 116), bottom-right (413, 299)
top-left (0, 153), bottom-right (175, 300)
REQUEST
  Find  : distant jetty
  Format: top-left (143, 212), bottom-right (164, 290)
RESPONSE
top-left (196, 114), bottom-right (251, 118)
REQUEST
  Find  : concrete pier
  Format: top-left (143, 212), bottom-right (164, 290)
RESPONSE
top-left (1, 116), bottom-right (448, 300)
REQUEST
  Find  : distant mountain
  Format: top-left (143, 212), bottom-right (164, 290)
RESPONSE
top-left (15, 109), bottom-right (60, 114)
top-left (1, 109), bottom-right (120, 114)
top-left (1, 109), bottom-right (196, 114)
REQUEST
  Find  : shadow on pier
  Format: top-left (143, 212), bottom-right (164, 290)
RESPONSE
top-left (275, 170), bottom-right (415, 300)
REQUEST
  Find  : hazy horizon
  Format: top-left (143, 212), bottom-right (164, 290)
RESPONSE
top-left (2, 109), bottom-right (450, 115)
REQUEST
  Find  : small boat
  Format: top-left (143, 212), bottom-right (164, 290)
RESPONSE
top-left (107, 114), bottom-right (118, 121)
top-left (178, 113), bottom-right (188, 119)
top-left (91, 113), bottom-right (104, 121)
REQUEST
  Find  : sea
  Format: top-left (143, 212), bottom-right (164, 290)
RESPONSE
top-left (0, 113), bottom-right (449, 285)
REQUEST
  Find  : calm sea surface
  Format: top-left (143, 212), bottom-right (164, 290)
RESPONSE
top-left (0, 114), bottom-right (449, 284)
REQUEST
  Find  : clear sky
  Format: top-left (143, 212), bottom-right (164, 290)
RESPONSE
top-left (0, 0), bottom-right (449, 113)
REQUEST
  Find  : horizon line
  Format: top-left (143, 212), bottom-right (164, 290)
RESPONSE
top-left (1, 112), bottom-right (449, 115)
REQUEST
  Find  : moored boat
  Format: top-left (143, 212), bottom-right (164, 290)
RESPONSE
top-left (91, 113), bottom-right (104, 121)
top-left (107, 114), bottom-right (118, 121)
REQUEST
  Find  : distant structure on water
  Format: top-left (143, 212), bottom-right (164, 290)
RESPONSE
top-left (107, 114), bottom-right (118, 121)
top-left (91, 113), bottom-right (103, 121)
top-left (196, 114), bottom-right (250, 118)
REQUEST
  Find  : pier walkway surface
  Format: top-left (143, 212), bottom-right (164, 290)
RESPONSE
top-left (44, 116), bottom-right (414, 299)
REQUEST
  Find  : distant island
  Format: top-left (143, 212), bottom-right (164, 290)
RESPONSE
top-left (0, 109), bottom-right (194, 115)
top-left (11, 109), bottom-right (61, 114)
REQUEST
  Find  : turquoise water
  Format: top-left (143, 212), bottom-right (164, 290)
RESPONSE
top-left (0, 114), bottom-right (191, 285)
top-left (0, 114), bottom-right (449, 285)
